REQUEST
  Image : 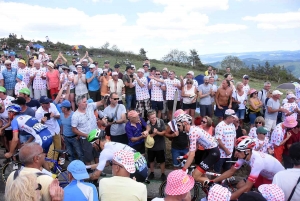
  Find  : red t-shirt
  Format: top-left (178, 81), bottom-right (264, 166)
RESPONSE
top-left (283, 130), bottom-right (300, 155)
top-left (46, 70), bottom-right (60, 89)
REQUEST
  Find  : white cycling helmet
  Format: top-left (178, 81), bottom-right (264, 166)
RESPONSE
top-left (175, 113), bottom-right (192, 124)
top-left (235, 136), bottom-right (256, 151)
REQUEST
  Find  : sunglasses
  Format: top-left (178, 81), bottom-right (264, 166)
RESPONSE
top-left (5, 64), bottom-right (11, 66)
top-left (156, 74), bottom-right (161, 75)
top-left (187, 82), bottom-right (192, 84)
top-left (112, 98), bottom-right (119, 100)
top-left (36, 183), bottom-right (42, 191)
top-left (201, 120), bottom-right (207, 124)
top-left (255, 122), bottom-right (262, 124)
top-left (72, 60), bottom-right (76, 62)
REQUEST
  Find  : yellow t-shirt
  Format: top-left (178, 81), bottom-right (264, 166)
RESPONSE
top-left (6, 167), bottom-right (54, 201)
top-left (99, 176), bottom-right (147, 201)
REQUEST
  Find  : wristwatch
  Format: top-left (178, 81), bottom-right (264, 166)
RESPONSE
top-left (113, 120), bottom-right (116, 124)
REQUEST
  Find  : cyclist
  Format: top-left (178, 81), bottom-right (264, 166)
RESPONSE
top-left (87, 129), bottom-right (148, 182)
top-left (175, 113), bottom-right (220, 185)
top-left (4, 104), bottom-right (53, 159)
top-left (211, 136), bottom-right (284, 200)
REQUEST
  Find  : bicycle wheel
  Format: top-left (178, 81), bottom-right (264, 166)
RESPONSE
top-left (159, 180), bottom-right (200, 200)
top-left (57, 169), bottom-right (69, 187)
top-left (2, 161), bottom-right (23, 183)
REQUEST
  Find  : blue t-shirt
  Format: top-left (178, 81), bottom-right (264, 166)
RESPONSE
top-left (60, 111), bottom-right (76, 137)
top-left (86, 71), bottom-right (100, 91)
top-left (64, 180), bottom-right (98, 201)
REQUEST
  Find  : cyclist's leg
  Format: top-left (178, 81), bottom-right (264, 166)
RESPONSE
top-left (52, 134), bottom-right (62, 160)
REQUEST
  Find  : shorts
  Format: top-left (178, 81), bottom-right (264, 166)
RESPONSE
top-left (5, 130), bottom-right (13, 141)
top-left (182, 102), bottom-right (197, 110)
top-left (214, 105), bottom-right (228, 118)
top-left (265, 119), bottom-right (277, 131)
top-left (167, 100), bottom-right (181, 111)
top-left (199, 104), bottom-right (212, 117)
top-left (236, 109), bottom-right (245, 120)
top-left (130, 153), bottom-right (148, 182)
top-left (171, 148), bottom-right (189, 167)
top-left (151, 101), bottom-right (163, 111)
top-left (196, 147), bottom-right (220, 174)
top-left (80, 138), bottom-right (100, 163)
top-left (148, 149), bottom-right (165, 163)
top-left (63, 88), bottom-right (75, 94)
top-left (131, 143), bottom-right (145, 154)
top-left (136, 99), bottom-right (151, 113)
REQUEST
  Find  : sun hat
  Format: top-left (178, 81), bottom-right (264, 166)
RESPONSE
top-left (174, 109), bottom-right (186, 118)
top-left (0, 86), bottom-right (6, 93)
top-left (187, 71), bottom-right (194, 76)
top-left (256, 126), bottom-right (268, 134)
top-left (61, 65), bottom-right (70, 70)
top-left (128, 110), bottom-right (139, 118)
top-left (39, 48), bottom-right (45, 53)
top-left (137, 68), bottom-right (145, 73)
top-left (225, 109), bottom-right (236, 116)
top-left (287, 94), bottom-right (296, 99)
top-left (16, 74), bottom-right (23, 81)
top-left (249, 88), bottom-right (257, 95)
top-left (112, 72), bottom-right (118, 76)
top-left (145, 135), bottom-right (155, 148)
top-left (258, 184), bottom-right (285, 201)
top-left (4, 60), bottom-right (11, 65)
top-left (113, 150), bottom-right (136, 174)
top-left (208, 184), bottom-right (231, 201)
top-left (61, 100), bottom-right (71, 108)
top-left (165, 170), bottom-right (195, 196)
top-left (89, 64), bottom-right (96, 69)
top-left (67, 160), bottom-right (89, 180)
top-left (162, 68), bottom-right (168, 72)
top-left (47, 62), bottom-right (54, 68)
top-left (19, 88), bottom-right (30, 95)
top-left (272, 90), bottom-right (283, 95)
top-left (283, 116), bottom-right (298, 128)
top-left (18, 59), bottom-right (26, 65)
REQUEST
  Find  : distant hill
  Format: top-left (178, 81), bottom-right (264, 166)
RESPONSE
top-left (200, 50), bottom-right (300, 78)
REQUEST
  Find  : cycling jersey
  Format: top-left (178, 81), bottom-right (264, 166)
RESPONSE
top-left (234, 150), bottom-right (284, 183)
top-left (11, 115), bottom-right (53, 152)
top-left (188, 126), bottom-right (218, 151)
top-left (96, 142), bottom-right (148, 182)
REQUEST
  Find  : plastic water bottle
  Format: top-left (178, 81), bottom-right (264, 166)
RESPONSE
top-left (59, 157), bottom-right (65, 165)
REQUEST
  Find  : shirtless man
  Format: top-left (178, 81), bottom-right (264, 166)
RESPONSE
top-left (215, 80), bottom-right (232, 122)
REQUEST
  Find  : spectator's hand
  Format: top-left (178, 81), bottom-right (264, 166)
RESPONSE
top-left (242, 129), bottom-right (247, 135)
top-left (0, 128), bottom-right (3, 136)
top-left (49, 179), bottom-right (64, 201)
top-left (4, 152), bottom-right (13, 159)
top-left (287, 132), bottom-right (292, 139)
top-left (268, 149), bottom-right (274, 155)
top-left (50, 112), bottom-right (55, 118)
top-left (153, 128), bottom-right (158, 134)
top-left (148, 75), bottom-right (154, 79)
top-left (228, 104), bottom-right (232, 109)
top-left (174, 131), bottom-right (179, 137)
top-left (218, 106), bottom-right (223, 110)
top-left (180, 75), bottom-right (183, 80)
top-left (41, 117), bottom-right (48, 124)
top-left (225, 149), bottom-right (231, 156)
top-left (133, 75), bottom-right (137, 79)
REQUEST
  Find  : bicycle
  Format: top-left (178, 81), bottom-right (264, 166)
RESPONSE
top-left (158, 159), bottom-right (237, 200)
top-left (2, 149), bottom-right (70, 187)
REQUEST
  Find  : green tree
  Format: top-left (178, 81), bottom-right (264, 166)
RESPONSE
top-left (189, 49), bottom-right (202, 67)
top-left (139, 48), bottom-right (147, 58)
top-left (221, 55), bottom-right (244, 71)
top-left (162, 49), bottom-right (189, 64)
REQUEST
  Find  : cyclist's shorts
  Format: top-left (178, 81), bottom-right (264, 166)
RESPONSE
top-left (130, 167), bottom-right (148, 182)
top-left (197, 147), bottom-right (220, 174)
top-left (130, 152), bottom-right (148, 182)
top-left (39, 129), bottom-right (53, 153)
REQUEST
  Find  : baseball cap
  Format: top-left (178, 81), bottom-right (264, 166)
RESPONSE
top-left (287, 94), bottom-right (296, 99)
top-left (131, 64), bottom-right (136, 70)
top-left (87, 98), bottom-right (94, 103)
top-left (272, 90), bottom-right (283, 95)
top-left (258, 184), bottom-right (285, 201)
top-left (187, 71), bottom-right (194, 76)
top-left (137, 68), bottom-right (145, 73)
top-left (19, 88), bottom-right (30, 95)
top-left (89, 64), bottom-right (96, 69)
top-left (16, 74), bottom-right (23, 81)
top-left (18, 59), bottom-right (26, 65)
top-left (62, 66), bottom-right (70, 70)
top-left (47, 62), bottom-right (54, 68)
top-left (12, 97), bottom-right (26, 105)
top-left (112, 72), bottom-right (118, 76)
top-left (162, 68), bottom-right (168, 72)
top-left (0, 86), bottom-right (6, 93)
top-left (113, 150), bottom-right (136, 174)
top-left (225, 109), bottom-right (236, 116)
top-left (126, 65), bottom-right (133, 71)
top-left (243, 75), bottom-right (249, 79)
top-left (39, 96), bottom-right (52, 104)
top-left (114, 64), bottom-right (120, 68)
top-left (165, 170), bottom-right (194, 196)
top-left (34, 59), bottom-right (41, 64)
top-left (150, 67), bottom-right (156, 71)
top-left (9, 51), bottom-right (16, 56)
top-left (145, 135), bottom-right (154, 148)
top-left (61, 100), bottom-right (71, 108)
top-left (67, 160), bottom-right (89, 180)
top-left (256, 127), bottom-right (268, 134)
top-left (104, 60), bottom-right (110, 64)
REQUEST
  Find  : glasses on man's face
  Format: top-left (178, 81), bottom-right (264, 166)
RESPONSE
top-left (156, 74), bottom-right (161, 76)
top-left (255, 122), bottom-right (262, 125)
top-left (5, 64), bottom-right (11, 66)
top-left (36, 183), bottom-right (42, 191)
top-left (187, 82), bottom-right (192, 84)
top-left (112, 98), bottom-right (119, 101)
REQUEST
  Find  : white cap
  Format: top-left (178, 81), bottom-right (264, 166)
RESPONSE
top-left (39, 48), bottom-right (45, 53)
top-left (272, 90), bottom-right (283, 95)
top-left (82, 59), bottom-right (88, 62)
top-left (187, 71), bottom-right (194, 76)
top-left (137, 68), bottom-right (145, 73)
top-left (112, 72), bottom-right (118, 76)
top-left (89, 64), bottom-right (96, 68)
top-left (287, 94), bottom-right (296, 99)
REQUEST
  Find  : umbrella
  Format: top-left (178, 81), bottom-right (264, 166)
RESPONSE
top-left (33, 44), bottom-right (44, 49)
top-left (72, 45), bottom-right (82, 50)
top-left (276, 83), bottom-right (296, 90)
top-left (194, 74), bottom-right (204, 86)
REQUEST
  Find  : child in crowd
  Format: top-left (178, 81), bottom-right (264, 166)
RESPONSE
top-left (14, 74), bottom-right (27, 96)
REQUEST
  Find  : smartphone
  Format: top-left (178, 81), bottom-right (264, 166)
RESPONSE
top-left (73, 71), bottom-right (78, 75)
top-left (44, 113), bottom-right (51, 120)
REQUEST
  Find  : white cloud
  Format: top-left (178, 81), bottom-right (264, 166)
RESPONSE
top-left (128, 0), bottom-right (140, 2)
top-left (214, 41), bottom-right (230, 45)
top-left (243, 10), bottom-right (300, 29)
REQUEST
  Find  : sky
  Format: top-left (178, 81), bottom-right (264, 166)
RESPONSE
top-left (0, 0), bottom-right (299, 60)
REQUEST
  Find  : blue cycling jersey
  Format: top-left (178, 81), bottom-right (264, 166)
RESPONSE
top-left (11, 115), bottom-right (52, 152)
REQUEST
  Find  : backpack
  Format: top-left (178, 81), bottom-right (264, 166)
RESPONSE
top-left (13, 170), bottom-right (46, 180)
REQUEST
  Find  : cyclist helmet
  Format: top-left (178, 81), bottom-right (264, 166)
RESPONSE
top-left (87, 129), bottom-right (104, 142)
top-left (235, 136), bottom-right (255, 151)
top-left (175, 113), bottom-right (192, 124)
top-left (7, 104), bottom-right (22, 113)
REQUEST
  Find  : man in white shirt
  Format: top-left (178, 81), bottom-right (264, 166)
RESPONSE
top-left (273, 142), bottom-right (300, 201)
top-left (99, 150), bottom-right (147, 201)
top-left (242, 75), bottom-right (250, 95)
top-left (108, 72), bottom-right (125, 104)
top-left (35, 96), bottom-right (61, 168)
top-left (258, 81), bottom-right (272, 115)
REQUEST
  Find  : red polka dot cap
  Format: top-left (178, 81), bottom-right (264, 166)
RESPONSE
top-left (208, 184), bottom-right (231, 201)
top-left (113, 150), bottom-right (136, 174)
top-left (258, 184), bottom-right (285, 201)
top-left (165, 170), bottom-right (195, 196)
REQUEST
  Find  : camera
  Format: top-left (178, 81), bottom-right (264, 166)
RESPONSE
top-left (129, 74), bottom-right (133, 78)
top-left (103, 72), bottom-right (107, 76)
top-left (106, 117), bottom-right (114, 123)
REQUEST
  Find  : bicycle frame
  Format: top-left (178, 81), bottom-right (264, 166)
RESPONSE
top-left (45, 157), bottom-right (69, 187)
